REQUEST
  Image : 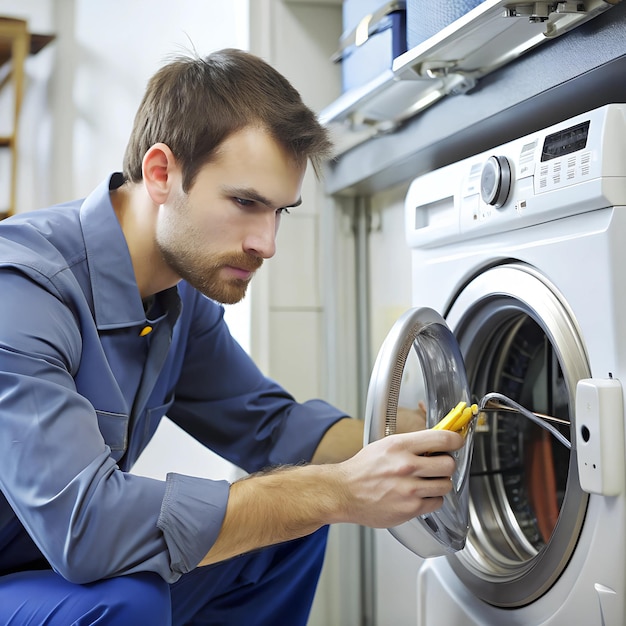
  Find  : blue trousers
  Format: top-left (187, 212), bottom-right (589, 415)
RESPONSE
top-left (0, 526), bottom-right (329, 625)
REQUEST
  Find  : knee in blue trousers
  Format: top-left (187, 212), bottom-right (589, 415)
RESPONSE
top-left (0, 526), bottom-right (329, 625)
top-left (0, 570), bottom-right (171, 625)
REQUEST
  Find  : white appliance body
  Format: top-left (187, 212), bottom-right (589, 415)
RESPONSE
top-left (396, 103), bottom-right (626, 625)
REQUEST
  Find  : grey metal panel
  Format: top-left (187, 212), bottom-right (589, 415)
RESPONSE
top-left (324, 1), bottom-right (626, 196)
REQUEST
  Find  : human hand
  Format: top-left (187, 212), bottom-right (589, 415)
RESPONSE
top-left (395, 401), bottom-right (427, 433)
top-left (334, 429), bottom-right (464, 528)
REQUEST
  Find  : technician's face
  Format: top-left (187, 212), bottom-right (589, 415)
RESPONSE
top-left (156, 127), bottom-right (305, 304)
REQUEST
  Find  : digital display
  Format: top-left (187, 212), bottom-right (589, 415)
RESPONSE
top-left (541, 120), bottom-right (590, 162)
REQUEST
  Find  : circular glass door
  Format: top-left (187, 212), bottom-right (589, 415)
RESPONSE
top-left (446, 262), bottom-right (590, 607)
top-left (364, 306), bottom-right (475, 557)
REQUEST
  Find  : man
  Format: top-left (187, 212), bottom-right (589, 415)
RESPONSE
top-left (0, 49), bottom-right (462, 624)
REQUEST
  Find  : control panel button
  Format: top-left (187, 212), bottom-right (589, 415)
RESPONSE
top-left (480, 155), bottom-right (511, 208)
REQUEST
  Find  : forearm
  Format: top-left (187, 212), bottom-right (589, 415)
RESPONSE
top-left (200, 419), bottom-right (364, 565)
top-left (310, 406), bottom-right (426, 466)
top-left (199, 463), bottom-right (343, 565)
top-left (199, 429), bottom-right (463, 567)
top-left (311, 417), bottom-right (364, 464)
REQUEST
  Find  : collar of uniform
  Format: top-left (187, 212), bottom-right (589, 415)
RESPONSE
top-left (79, 173), bottom-right (181, 331)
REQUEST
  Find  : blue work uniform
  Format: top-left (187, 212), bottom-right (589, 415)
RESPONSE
top-left (0, 173), bottom-right (347, 624)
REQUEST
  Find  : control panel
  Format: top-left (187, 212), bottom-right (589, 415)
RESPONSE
top-left (405, 103), bottom-right (626, 249)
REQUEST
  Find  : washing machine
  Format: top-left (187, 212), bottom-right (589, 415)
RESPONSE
top-left (365, 103), bottom-right (626, 625)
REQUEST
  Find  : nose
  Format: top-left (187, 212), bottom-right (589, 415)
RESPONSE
top-left (242, 211), bottom-right (278, 259)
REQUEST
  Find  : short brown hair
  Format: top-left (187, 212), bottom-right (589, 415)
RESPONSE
top-left (123, 48), bottom-right (333, 191)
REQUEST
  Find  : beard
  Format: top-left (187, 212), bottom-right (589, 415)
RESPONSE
top-left (161, 246), bottom-right (262, 304)
top-left (156, 195), bottom-right (263, 305)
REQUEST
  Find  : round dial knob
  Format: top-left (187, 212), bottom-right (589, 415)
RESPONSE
top-left (480, 155), bottom-right (511, 208)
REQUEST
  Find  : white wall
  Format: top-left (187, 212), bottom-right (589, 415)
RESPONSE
top-left (70, 0), bottom-right (249, 198)
top-left (1, 0), bottom-right (247, 209)
top-left (2, 0), bottom-right (249, 209)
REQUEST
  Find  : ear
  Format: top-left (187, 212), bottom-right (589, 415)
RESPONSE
top-left (142, 143), bottom-right (180, 205)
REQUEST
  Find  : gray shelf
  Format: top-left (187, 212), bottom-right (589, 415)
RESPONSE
top-left (323, 0), bottom-right (626, 196)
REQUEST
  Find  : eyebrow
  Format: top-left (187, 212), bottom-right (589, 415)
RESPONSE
top-left (223, 185), bottom-right (302, 211)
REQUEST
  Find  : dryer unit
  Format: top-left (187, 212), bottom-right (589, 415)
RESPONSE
top-left (366, 103), bottom-right (626, 625)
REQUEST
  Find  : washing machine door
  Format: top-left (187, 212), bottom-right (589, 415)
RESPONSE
top-left (364, 263), bottom-right (591, 607)
top-left (364, 306), bottom-right (476, 557)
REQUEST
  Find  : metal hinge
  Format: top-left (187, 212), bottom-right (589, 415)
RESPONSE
top-left (503, 1), bottom-right (586, 22)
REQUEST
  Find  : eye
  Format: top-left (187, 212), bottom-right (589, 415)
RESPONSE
top-left (234, 197), bottom-right (254, 207)
top-left (276, 207), bottom-right (291, 216)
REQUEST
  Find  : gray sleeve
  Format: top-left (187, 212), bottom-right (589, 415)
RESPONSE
top-left (157, 474), bottom-right (231, 576)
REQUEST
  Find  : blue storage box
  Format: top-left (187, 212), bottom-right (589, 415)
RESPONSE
top-left (333, 0), bottom-right (407, 93)
top-left (406, 0), bottom-right (485, 49)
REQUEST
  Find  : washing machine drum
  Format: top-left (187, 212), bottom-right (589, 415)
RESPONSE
top-left (364, 263), bottom-right (591, 608)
